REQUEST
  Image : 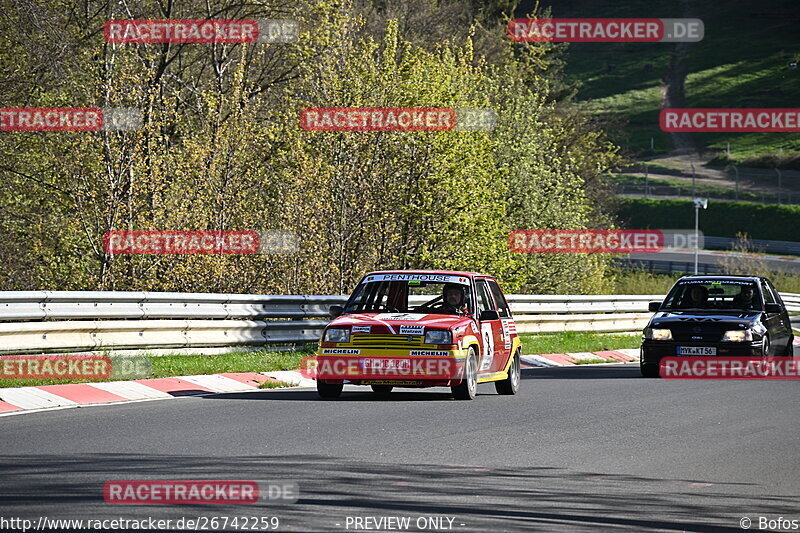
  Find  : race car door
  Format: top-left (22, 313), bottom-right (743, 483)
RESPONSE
top-left (487, 278), bottom-right (515, 372)
top-left (474, 278), bottom-right (507, 373)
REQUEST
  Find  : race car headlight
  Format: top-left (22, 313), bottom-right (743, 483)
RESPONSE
top-left (722, 330), bottom-right (753, 342)
top-left (424, 330), bottom-right (453, 345)
top-left (645, 328), bottom-right (672, 341)
top-left (324, 328), bottom-right (350, 343)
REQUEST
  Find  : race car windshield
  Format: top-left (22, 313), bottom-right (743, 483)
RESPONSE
top-left (344, 276), bottom-right (473, 315)
top-left (661, 280), bottom-right (762, 311)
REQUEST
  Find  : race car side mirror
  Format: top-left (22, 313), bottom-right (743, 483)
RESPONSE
top-left (479, 309), bottom-right (499, 321)
top-left (648, 301), bottom-right (662, 312)
top-left (329, 305), bottom-right (344, 318)
top-left (764, 303), bottom-right (783, 314)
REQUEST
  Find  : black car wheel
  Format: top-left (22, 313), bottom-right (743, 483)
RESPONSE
top-left (370, 385), bottom-right (393, 394)
top-left (782, 337), bottom-right (795, 357)
top-left (640, 363), bottom-right (660, 378)
top-left (761, 335), bottom-right (771, 357)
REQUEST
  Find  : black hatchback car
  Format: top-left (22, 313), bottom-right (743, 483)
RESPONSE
top-left (640, 275), bottom-right (794, 377)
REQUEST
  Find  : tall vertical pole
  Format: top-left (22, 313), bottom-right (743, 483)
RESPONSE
top-left (694, 203), bottom-right (699, 275)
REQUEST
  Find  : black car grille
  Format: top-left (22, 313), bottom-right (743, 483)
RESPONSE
top-left (669, 324), bottom-right (726, 342)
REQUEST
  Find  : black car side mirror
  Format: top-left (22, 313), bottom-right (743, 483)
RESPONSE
top-left (648, 301), bottom-right (662, 312)
top-left (479, 309), bottom-right (500, 321)
top-left (764, 303), bottom-right (783, 314)
top-left (329, 305), bottom-right (344, 318)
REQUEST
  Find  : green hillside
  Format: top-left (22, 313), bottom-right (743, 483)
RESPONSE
top-left (540, 0), bottom-right (800, 166)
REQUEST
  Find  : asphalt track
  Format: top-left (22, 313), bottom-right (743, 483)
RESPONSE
top-left (2, 354), bottom-right (799, 532)
top-left (629, 249), bottom-right (800, 274)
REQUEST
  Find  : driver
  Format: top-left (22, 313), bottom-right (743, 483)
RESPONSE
top-left (442, 284), bottom-right (468, 314)
top-left (688, 285), bottom-right (709, 307)
top-left (734, 285), bottom-right (756, 308)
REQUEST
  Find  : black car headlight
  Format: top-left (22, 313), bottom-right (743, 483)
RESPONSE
top-left (644, 327), bottom-right (672, 341)
top-left (721, 330), bottom-right (753, 342)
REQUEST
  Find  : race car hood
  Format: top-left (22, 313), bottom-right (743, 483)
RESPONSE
top-left (330, 312), bottom-right (473, 334)
top-left (649, 310), bottom-right (762, 328)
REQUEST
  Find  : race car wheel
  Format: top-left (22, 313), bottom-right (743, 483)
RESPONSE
top-left (761, 335), bottom-right (771, 357)
top-left (371, 385), bottom-right (393, 394)
top-left (495, 350), bottom-right (520, 395)
top-left (452, 348), bottom-right (477, 400)
top-left (317, 381), bottom-right (343, 399)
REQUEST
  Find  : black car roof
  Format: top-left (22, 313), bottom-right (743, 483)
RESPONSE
top-left (676, 275), bottom-right (764, 282)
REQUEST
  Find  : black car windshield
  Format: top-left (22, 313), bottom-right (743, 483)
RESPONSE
top-left (343, 274), bottom-right (473, 315)
top-left (661, 279), bottom-right (762, 311)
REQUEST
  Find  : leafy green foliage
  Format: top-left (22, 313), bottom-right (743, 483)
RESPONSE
top-left (0, 0), bottom-right (620, 295)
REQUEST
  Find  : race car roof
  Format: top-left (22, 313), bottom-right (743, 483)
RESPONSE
top-left (365, 269), bottom-right (490, 278)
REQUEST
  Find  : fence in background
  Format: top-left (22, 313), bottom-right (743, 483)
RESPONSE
top-left (0, 291), bottom-right (797, 354)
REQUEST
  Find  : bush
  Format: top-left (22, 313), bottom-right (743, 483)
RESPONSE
top-left (616, 198), bottom-right (800, 241)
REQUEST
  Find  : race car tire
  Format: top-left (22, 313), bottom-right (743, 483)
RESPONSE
top-left (452, 348), bottom-right (477, 400)
top-left (495, 350), bottom-right (521, 395)
top-left (371, 385), bottom-right (393, 394)
top-left (761, 335), bottom-right (770, 357)
top-left (317, 381), bottom-right (343, 399)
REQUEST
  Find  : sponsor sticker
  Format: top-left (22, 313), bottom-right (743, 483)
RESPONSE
top-left (321, 349), bottom-right (360, 355)
top-left (501, 320), bottom-right (512, 350)
top-left (409, 351), bottom-right (450, 357)
top-left (351, 325), bottom-right (371, 334)
top-left (364, 273), bottom-right (470, 285)
top-left (399, 325), bottom-right (425, 335)
top-left (374, 313), bottom-right (427, 321)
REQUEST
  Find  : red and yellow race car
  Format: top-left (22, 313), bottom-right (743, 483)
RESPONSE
top-left (312, 270), bottom-right (521, 400)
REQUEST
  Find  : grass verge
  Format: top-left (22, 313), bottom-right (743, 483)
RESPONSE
top-left (519, 331), bottom-right (640, 356)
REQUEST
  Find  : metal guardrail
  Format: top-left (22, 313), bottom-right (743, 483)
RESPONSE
top-left (0, 291), bottom-right (796, 354)
top-left (613, 258), bottom-right (722, 275)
